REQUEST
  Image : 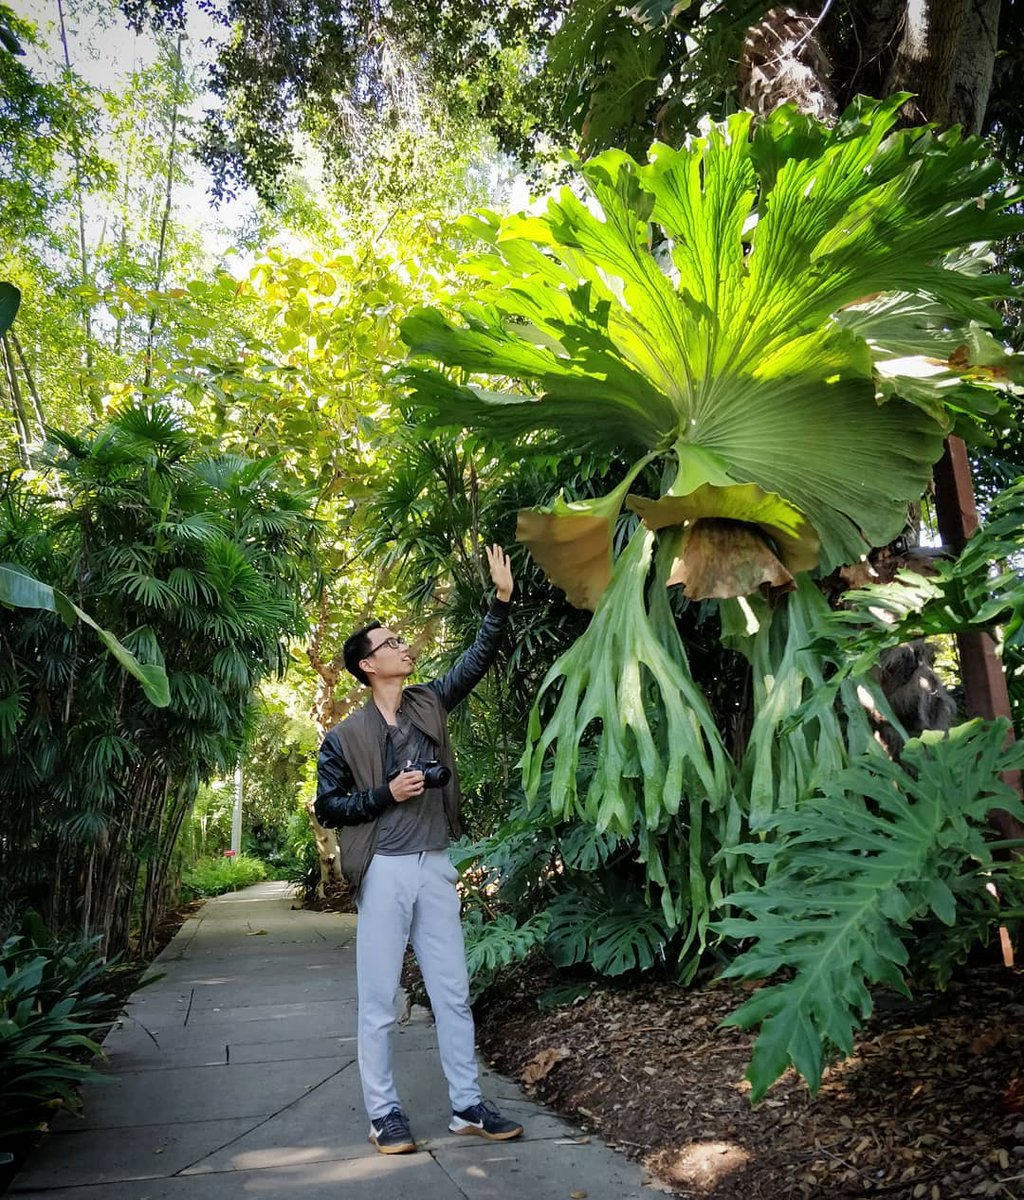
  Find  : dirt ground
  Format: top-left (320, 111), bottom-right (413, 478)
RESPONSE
top-left (473, 960), bottom-right (1024, 1200)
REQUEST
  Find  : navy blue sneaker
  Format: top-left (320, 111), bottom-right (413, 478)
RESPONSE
top-left (449, 1098), bottom-right (523, 1141)
top-left (368, 1107), bottom-right (416, 1154)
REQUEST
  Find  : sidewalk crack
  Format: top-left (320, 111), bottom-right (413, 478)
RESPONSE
top-left (171, 1058), bottom-right (358, 1177)
top-left (429, 1148), bottom-right (474, 1199)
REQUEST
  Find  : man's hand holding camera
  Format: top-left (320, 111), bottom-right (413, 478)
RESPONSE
top-left (389, 766), bottom-right (424, 802)
top-left (388, 759), bottom-right (451, 803)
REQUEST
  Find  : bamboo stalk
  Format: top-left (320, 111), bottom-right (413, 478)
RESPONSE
top-left (9, 331), bottom-right (46, 433)
top-left (144, 33), bottom-right (184, 389)
top-left (55, 0), bottom-right (93, 372)
top-left (1, 334), bottom-right (32, 466)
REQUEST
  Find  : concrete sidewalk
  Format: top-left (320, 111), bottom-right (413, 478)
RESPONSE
top-left (10, 882), bottom-right (664, 1199)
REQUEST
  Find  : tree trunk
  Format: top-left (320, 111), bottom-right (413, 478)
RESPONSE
top-left (886, 0), bottom-right (999, 132)
top-left (948, 0), bottom-right (1000, 133)
top-left (306, 589), bottom-right (348, 895)
top-left (933, 439), bottom-right (1024, 841)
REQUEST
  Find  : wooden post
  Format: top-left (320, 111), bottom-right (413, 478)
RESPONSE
top-left (933, 435), bottom-right (1024, 841)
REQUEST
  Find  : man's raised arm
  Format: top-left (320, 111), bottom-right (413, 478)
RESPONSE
top-left (430, 544), bottom-right (513, 712)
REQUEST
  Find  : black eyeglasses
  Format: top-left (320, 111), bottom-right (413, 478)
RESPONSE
top-left (365, 636), bottom-right (407, 656)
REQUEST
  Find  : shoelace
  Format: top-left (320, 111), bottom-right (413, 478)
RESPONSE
top-left (376, 1109), bottom-right (409, 1138)
top-left (475, 1099), bottom-right (500, 1121)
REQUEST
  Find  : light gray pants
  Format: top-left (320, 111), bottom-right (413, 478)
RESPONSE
top-left (356, 849), bottom-right (481, 1120)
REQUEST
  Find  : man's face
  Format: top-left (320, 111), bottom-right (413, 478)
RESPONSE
top-left (361, 627), bottom-right (413, 682)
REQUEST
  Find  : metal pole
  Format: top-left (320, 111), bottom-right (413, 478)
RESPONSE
top-left (231, 765), bottom-right (243, 855)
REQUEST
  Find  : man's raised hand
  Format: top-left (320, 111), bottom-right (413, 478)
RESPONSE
top-left (486, 544), bottom-right (513, 602)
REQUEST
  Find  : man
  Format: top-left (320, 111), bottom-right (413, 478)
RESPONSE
top-left (315, 544), bottom-right (523, 1155)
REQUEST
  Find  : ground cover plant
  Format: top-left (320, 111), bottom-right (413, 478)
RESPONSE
top-left (0, 914), bottom-right (114, 1177)
top-left (180, 854), bottom-right (269, 899)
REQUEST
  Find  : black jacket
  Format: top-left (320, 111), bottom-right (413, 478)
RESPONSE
top-left (315, 599), bottom-right (508, 888)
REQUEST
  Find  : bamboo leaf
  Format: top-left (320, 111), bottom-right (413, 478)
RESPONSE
top-left (0, 563), bottom-right (170, 707)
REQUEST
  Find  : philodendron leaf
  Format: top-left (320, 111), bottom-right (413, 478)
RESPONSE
top-left (0, 563), bottom-right (170, 708)
top-left (716, 720), bottom-right (1024, 1102)
top-left (0, 282), bottom-right (21, 336)
top-left (402, 98), bottom-right (1024, 580)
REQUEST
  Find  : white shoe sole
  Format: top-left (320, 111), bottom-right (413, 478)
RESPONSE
top-left (449, 1119), bottom-right (523, 1141)
top-left (368, 1127), bottom-right (416, 1154)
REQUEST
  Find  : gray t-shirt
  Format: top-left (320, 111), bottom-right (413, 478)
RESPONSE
top-left (373, 710), bottom-right (452, 855)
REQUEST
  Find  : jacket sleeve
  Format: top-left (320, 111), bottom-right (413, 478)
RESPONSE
top-left (429, 598), bottom-right (510, 713)
top-left (314, 731), bottom-right (393, 828)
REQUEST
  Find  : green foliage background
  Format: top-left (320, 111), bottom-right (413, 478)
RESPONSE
top-left (2, 0), bottom-right (1024, 1134)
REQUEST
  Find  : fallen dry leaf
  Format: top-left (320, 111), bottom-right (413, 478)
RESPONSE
top-left (1000, 1076), bottom-right (1024, 1114)
top-left (475, 960), bottom-right (1024, 1200)
top-left (969, 1027), bottom-right (1005, 1055)
top-left (521, 1045), bottom-right (571, 1085)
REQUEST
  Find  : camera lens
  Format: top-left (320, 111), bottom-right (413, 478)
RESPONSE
top-left (423, 763), bottom-right (451, 788)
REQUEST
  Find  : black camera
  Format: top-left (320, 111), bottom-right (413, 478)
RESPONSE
top-left (388, 759), bottom-right (451, 789)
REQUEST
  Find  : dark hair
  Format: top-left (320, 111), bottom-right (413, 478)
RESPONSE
top-left (343, 621), bottom-right (382, 687)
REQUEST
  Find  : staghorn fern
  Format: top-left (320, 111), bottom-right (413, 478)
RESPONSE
top-left (715, 719), bottom-right (1024, 1102)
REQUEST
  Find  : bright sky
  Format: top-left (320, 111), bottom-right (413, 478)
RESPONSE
top-left (15, 0), bottom-right (259, 257)
top-left (12, 0), bottom-right (532, 264)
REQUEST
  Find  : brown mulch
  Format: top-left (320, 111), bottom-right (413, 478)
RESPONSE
top-left (473, 961), bottom-right (1024, 1200)
top-left (296, 879), bottom-right (357, 914)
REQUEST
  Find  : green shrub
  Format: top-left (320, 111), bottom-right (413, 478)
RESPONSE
top-left (0, 913), bottom-right (114, 1163)
top-left (280, 809), bottom-right (321, 900)
top-left (181, 854), bottom-right (269, 899)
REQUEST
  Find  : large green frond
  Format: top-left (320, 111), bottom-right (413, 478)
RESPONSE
top-left (402, 99), bottom-right (1023, 577)
top-left (0, 563), bottom-right (170, 707)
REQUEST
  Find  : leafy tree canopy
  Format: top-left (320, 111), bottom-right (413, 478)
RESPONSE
top-left (117, 1), bottom-right (1024, 200)
top-left (119, 0), bottom-right (561, 201)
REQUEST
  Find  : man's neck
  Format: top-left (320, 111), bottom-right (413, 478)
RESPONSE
top-left (371, 679), bottom-right (404, 725)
